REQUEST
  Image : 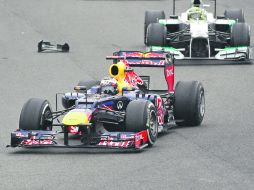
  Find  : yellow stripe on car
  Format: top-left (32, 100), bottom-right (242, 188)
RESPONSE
top-left (62, 110), bottom-right (90, 125)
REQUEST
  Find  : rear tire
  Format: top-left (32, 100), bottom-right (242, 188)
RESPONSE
top-left (125, 100), bottom-right (158, 146)
top-left (144, 10), bottom-right (165, 44)
top-left (19, 98), bottom-right (53, 130)
top-left (146, 23), bottom-right (167, 47)
top-left (174, 81), bottom-right (205, 126)
top-left (230, 23), bottom-right (250, 46)
top-left (224, 9), bottom-right (245, 23)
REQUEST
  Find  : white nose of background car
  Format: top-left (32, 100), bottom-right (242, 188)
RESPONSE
top-left (190, 22), bottom-right (208, 38)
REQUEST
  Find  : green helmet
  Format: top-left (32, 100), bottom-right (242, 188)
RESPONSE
top-left (187, 7), bottom-right (207, 20)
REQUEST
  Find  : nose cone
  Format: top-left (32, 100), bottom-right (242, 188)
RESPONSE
top-left (62, 109), bottom-right (91, 125)
top-left (190, 22), bottom-right (208, 38)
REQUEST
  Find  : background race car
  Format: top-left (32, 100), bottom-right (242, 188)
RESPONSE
top-left (144, 0), bottom-right (251, 61)
top-left (8, 51), bottom-right (205, 151)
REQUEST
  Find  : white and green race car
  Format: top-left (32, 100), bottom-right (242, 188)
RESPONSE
top-left (144, 0), bottom-right (251, 61)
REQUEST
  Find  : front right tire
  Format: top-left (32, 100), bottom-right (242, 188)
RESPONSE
top-left (19, 98), bottom-right (53, 130)
top-left (144, 10), bottom-right (165, 44)
top-left (146, 23), bottom-right (167, 47)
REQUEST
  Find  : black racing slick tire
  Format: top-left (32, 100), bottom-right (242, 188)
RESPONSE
top-left (174, 81), bottom-right (205, 126)
top-left (77, 80), bottom-right (100, 89)
top-left (146, 23), bottom-right (167, 47)
top-left (19, 98), bottom-right (53, 130)
top-left (224, 9), bottom-right (245, 23)
top-left (144, 10), bottom-right (165, 44)
top-left (230, 23), bottom-right (250, 47)
top-left (125, 100), bottom-right (158, 146)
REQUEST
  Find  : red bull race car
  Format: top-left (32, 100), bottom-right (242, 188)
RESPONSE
top-left (8, 51), bottom-right (205, 150)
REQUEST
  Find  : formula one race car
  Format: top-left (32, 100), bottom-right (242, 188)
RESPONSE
top-left (144, 0), bottom-right (251, 61)
top-left (8, 51), bottom-right (205, 150)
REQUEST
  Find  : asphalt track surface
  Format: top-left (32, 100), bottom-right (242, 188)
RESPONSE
top-left (0, 0), bottom-right (254, 189)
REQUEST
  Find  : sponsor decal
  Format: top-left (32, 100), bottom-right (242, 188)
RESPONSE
top-left (144, 52), bottom-right (165, 58)
top-left (23, 139), bottom-right (53, 145)
top-left (123, 52), bottom-right (144, 57)
top-left (166, 68), bottom-right (174, 77)
top-left (98, 140), bottom-right (131, 148)
top-left (101, 105), bottom-right (113, 110)
top-left (135, 130), bottom-right (148, 148)
top-left (124, 60), bottom-right (165, 66)
top-left (164, 64), bottom-right (174, 92)
top-left (156, 97), bottom-right (164, 125)
top-left (68, 126), bottom-right (79, 134)
top-left (16, 132), bottom-right (25, 137)
top-left (116, 101), bottom-right (124, 110)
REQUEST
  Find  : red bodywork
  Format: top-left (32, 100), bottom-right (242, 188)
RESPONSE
top-left (98, 130), bottom-right (148, 149)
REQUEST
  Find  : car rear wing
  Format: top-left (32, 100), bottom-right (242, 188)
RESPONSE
top-left (107, 51), bottom-right (175, 92)
top-left (106, 51), bottom-right (174, 67)
top-left (106, 56), bottom-right (166, 60)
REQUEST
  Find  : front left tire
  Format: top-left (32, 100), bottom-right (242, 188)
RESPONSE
top-left (230, 23), bottom-right (250, 47)
top-left (224, 9), bottom-right (245, 23)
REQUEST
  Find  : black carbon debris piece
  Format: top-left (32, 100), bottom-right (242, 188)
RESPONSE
top-left (38, 40), bottom-right (70, 52)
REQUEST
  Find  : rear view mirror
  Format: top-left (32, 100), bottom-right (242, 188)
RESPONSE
top-left (122, 87), bottom-right (138, 95)
top-left (203, 4), bottom-right (210, 8)
top-left (74, 86), bottom-right (87, 92)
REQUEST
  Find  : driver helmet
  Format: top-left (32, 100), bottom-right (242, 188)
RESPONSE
top-left (192, 0), bottom-right (202, 7)
top-left (100, 77), bottom-right (118, 95)
top-left (188, 7), bottom-right (206, 20)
